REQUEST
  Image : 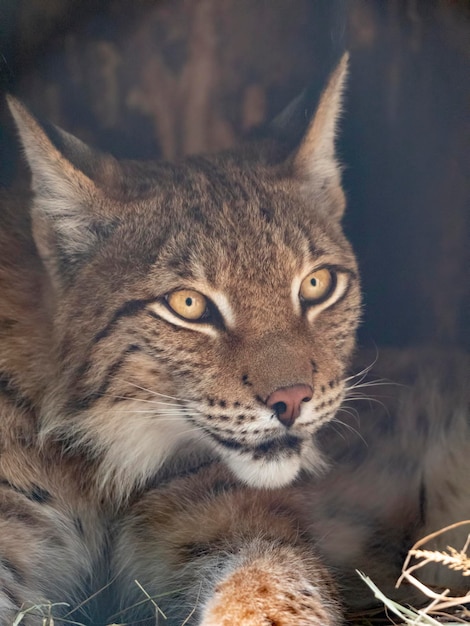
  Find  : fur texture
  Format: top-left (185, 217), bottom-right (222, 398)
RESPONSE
top-left (0, 53), bottom-right (468, 625)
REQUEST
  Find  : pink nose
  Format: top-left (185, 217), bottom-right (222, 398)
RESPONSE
top-left (266, 384), bottom-right (313, 427)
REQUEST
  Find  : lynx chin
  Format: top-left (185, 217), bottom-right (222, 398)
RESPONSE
top-left (2, 52), bottom-right (467, 626)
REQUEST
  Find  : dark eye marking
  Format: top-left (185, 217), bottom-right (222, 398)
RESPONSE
top-left (92, 298), bottom-right (157, 346)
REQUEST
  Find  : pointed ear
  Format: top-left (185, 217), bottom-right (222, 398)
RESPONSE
top-left (7, 96), bottom-right (119, 285)
top-left (291, 53), bottom-right (349, 219)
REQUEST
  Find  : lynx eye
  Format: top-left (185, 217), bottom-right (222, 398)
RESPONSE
top-left (167, 290), bottom-right (208, 321)
top-left (299, 268), bottom-right (335, 303)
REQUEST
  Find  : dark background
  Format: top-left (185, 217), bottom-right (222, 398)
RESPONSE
top-left (1, 0), bottom-right (469, 350)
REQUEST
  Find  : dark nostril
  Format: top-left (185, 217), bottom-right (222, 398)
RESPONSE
top-left (266, 384), bottom-right (313, 428)
top-left (272, 401), bottom-right (287, 416)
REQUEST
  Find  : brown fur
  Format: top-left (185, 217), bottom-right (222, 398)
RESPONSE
top-left (0, 52), bottom-right (468, 625)
top-left (115, 464), bottom-right (341, 624)
top-left (112, 348), bottom-right (469, 623)
top-left (0, 56), bottom-right (353, 624)
top-left (4, 57), bottom-right (358, 504)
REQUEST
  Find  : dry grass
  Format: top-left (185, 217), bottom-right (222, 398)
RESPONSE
top-left (11, 602), bottom-right (81, 626)
top-left (358, 521), bottom-right (470, 625)
top-left (11, 522), bottom-right (470, 625)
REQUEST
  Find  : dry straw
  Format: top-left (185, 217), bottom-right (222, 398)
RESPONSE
top-left (359, 520), bottom-right (470, 625)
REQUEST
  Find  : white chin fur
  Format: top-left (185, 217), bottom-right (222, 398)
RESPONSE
top-left (223, 440), bottom-right (328, 488)
top-left (225, 452), bottom-right (302, 488)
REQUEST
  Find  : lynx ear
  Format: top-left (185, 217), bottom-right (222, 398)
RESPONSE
top-left (7, 96), bottom-right (118, 284)
top-left (292, 53), bottom-right (349, 218)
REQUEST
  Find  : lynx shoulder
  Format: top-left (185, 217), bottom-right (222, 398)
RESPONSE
top-left (0, 51), bottom-right (467, 626)
top-left (0, 53), bottom-right (353, 624)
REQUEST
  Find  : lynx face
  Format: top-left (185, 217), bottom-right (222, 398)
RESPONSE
top-left (9, 55), bottom-right (359, 495)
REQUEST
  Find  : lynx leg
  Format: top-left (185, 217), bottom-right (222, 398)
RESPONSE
top-left (0, 483), bottom-right (100, 625)
top-left (112, 464), bottom-right (341, 626)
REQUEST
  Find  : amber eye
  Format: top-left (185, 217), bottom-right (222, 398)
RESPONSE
top-left (299, 268), bottom-right (335, 303)
top-left (167, 290), bottom-right (208, 320)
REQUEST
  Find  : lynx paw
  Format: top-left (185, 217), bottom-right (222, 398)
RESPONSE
top-left (199, 558), bottom-right (339, 626)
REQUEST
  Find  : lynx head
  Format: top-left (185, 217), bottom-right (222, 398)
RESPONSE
top-left (8, 54), bottom-right (360, 497)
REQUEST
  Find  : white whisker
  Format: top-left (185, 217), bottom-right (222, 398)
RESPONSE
top-left (329, 422), bottom-right (349, 443)
top-left (346, 379), bottom-right (402, 391)
top-left (343, 353), bottom-right (379, 384)
top-left (130, 409), bottom-right (193, 415)
top-left (344, 393), bottom-right (390, 413)
top-left (128, 400), bottom-right (187, 408)
top-left (333, 413), bottom-right (368, 447)
top-left (338, 403), bottom-right (360, 422)
top-left (116, 379), bottom-right (191, 404)
top-left (336, 408), bottom-right (359, 426)
top-left (104, 395), bottom-right (183, 406)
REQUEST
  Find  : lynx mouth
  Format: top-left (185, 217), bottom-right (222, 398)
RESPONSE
top-left (210, 431), bottom-right (302, 458)
top-left (210, 432), bottom-right (308, 488)
top-left (251, 433), bottom-right (303, 459)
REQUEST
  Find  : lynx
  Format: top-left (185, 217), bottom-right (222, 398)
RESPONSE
top-left (0, 53), bottom-right (468, 625)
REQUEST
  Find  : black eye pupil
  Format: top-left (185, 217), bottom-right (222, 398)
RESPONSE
top-left (310, 278), bottom-right (318, 287)
top-left (185, 297), bottom-right (193, 306)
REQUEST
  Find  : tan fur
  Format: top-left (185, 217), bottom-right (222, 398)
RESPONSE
top-left (0, 53), bottom-right (468, 625)
top-left (201, 551), bottom-right (337, 626)
top-left (114, 464), bottom-right (340, 624)
top-left (112, 348), bottom-right (469, 623)
top-left (0, 56), bottom-right (352, 624)
top-left (5, 55), bottom-right (358, 501)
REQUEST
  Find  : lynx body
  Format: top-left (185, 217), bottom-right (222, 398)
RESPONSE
top-left (0, 55), bottom-right (468, 625)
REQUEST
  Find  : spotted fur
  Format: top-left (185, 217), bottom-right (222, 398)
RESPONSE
top-left (0, 52), bottom-right (468, 626)
top-left (112, 348), bottom-right (469, 624)
top-left (0, 55), bottom-right (352, 625)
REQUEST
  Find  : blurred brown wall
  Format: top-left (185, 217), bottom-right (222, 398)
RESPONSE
top-left (1, 0), bottom-right (469, 350)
